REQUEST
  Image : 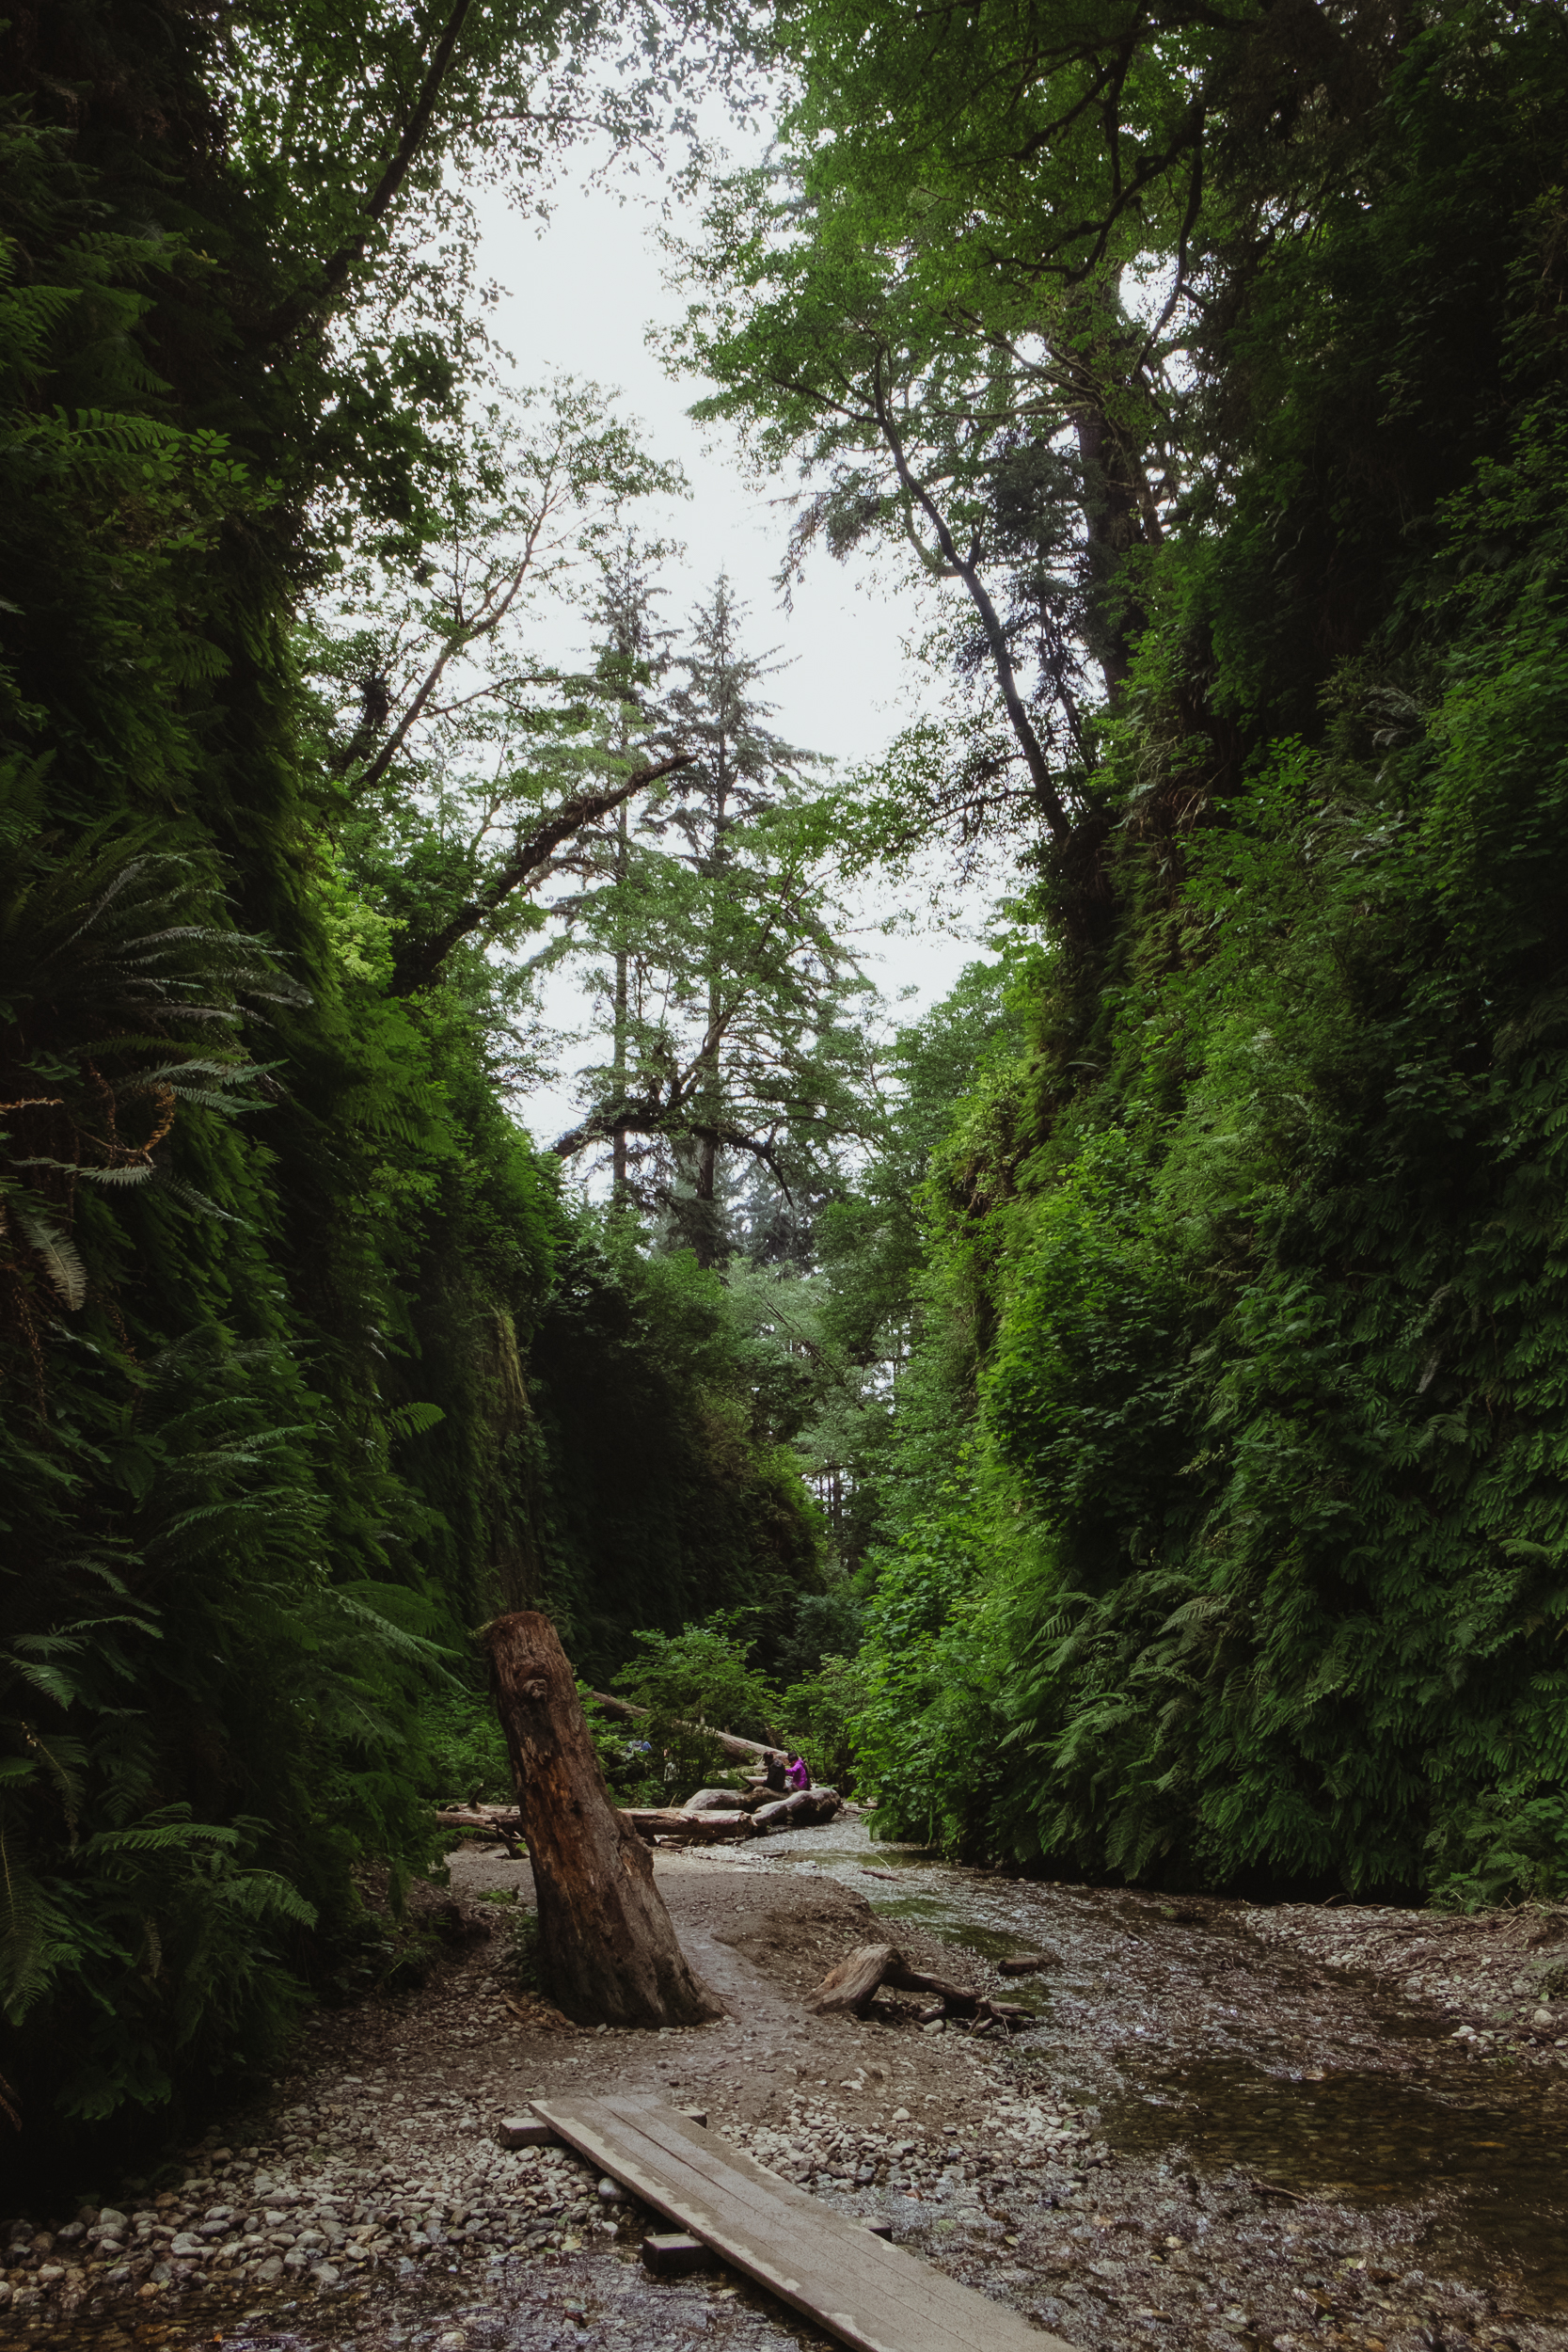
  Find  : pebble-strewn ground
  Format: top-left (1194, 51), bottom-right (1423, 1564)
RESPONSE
top-left (6, 1823), bottom-right (1565, 2352)
top-left (1244, 1899), bottom-right (1568, 2065)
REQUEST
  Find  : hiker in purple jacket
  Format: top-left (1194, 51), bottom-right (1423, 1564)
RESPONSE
top-left (786, 1755), bottom-right (810, 1791)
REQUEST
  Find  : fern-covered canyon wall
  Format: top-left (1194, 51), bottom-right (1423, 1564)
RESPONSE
top-left (827, 8), bottom-right (1568, 1906)
top-left (0, 1), bottom-right (817, 2191)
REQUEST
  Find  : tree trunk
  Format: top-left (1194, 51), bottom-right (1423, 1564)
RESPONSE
top-left (612, 804), bottom-right (630, 1209)
top-left (486, 1611), bottom-right (723, 2027)
top-left (690, 747), bottom-right (727, 1268)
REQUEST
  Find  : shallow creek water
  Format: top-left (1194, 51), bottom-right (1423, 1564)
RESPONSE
top-left (755, 1827), bottom-right (1568, 2307)
top-left (12, 1819), bottom-right (1568, 2352)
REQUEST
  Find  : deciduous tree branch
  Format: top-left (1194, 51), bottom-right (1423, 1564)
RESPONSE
top-left (551, 1103), bottom-right (793, 1197)
top-left (265, 0), bottom-right (476, 347)
top-left (870, 353), bottom-right (1072, 842)
top-left (390, 752), bottom-right (696, 994)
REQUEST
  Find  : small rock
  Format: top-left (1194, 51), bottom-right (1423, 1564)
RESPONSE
top-left (313, 2260), bottom-right (341, 2286)
top-left (168, 2234), bottom-right (203, 2257)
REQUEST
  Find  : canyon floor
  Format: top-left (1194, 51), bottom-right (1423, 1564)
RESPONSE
top-left (8, 1818), bottom-right (1567, 2352)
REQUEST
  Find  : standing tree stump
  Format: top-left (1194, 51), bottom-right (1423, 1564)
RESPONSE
top-left (485, 1610), bottom-right (722, 2027)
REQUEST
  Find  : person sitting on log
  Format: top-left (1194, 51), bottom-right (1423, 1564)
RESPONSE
top-left (764, 1750), bottom-right (787, 1793)
top-left (786, 1754), bottom-right (811, 1791)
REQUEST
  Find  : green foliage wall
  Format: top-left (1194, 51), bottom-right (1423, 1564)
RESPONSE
top-left (527, 1237), bottom-right (823, 1683)
top-left (854, 8), bottom-right (1568, 1904)
top-left (0, 4), bottom-right (819, 2198)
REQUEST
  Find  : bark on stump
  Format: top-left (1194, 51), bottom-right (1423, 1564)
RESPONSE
top-left (486, 1610), bottom-right (722, 2027)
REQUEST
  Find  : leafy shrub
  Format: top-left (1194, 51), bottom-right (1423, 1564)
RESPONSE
top-left (419, 1683), bottom-right (515, 1808)
top-left (1427, 1790), bottom-right (1568, 1913)
top-left (780, 1653), bottom-right (868, 1793)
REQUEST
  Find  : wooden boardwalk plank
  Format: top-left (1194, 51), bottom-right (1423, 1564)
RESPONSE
top-left (533, 2093), bottom-right (1073, 2352)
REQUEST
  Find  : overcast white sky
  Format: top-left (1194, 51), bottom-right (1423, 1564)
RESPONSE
top-left (472, 164), bottom-right (993, 1161)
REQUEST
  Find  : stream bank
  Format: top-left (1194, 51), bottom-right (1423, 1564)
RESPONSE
top-left (7, 1820), bottom-right (1565, 2352)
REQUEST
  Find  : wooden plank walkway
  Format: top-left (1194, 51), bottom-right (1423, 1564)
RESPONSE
top-left (532, 2093), bottom-right (1073, 2352)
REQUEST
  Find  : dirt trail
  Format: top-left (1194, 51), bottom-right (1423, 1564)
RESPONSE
top-left (8, 1820), bottom-right (1567, 2352)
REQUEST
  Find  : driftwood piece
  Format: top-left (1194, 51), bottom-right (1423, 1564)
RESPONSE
top-left (806, 1942), bottom-right (904, 2017)
top-left (802, 1942), bottom-right (1032, 2031)
top-left (751, 1792), bottom-right (808, 1831)
top-left (684, 1788), bottom-right (749, 1813)
top-left (885, 1961), bottom-right (988, 2015)
top-left (998, 1952), bottom-right (1053, 1977)
top-left (486, 1611), bottom-right (723, 2028)
top-left (624, 1807), bottom-right (693, 1841)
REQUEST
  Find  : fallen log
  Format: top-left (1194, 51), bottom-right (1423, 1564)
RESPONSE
top-left (752, 1787), bottom-right (844, 1834)
top-left (590, 1690), bottom-right (776, 1764)
top-left (487, 1611), bottom-right (723, 2027)
top-left (434, 1804), bottom-right (527, 1856)
top-left (685, 1784), bottom-right (793, 1815)
top-left (624, 1809), bottom-right (693, 1843)
top-left (886, 1960), bottom-right (991, 2015)
top-left (673, 1809), bottom-right (754, 1841)
top-left (436, 1804), bottom-right (523, 1835)
top-left (623, 1807), bottom-right (755, 1843)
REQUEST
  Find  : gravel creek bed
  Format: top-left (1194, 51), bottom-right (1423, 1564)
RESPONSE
top-left (5, 1817), bottom-right (1566, 2352)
